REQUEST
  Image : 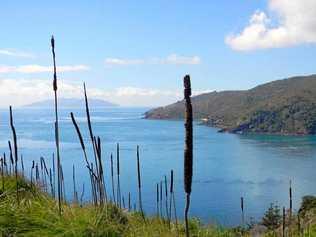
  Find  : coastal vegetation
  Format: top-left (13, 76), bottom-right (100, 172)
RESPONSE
top-left (1, 175), bottom-right (316, 236)
top-left (145, 75), bottom-right (316, 135)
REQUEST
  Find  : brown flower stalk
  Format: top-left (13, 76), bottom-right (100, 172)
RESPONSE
top-left (51, 35), bottom-right (62, 214)
top-left (9, 106), bottom-right (18, 202)
top-left (183, 75), bottom-right (193, 237)
top-left (110, 153), bottom-right (116, 204)
top-left (136, 145), bottom-right (144, 218)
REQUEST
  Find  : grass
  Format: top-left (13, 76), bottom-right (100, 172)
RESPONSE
top-left (0, 175), bottom-right (240, 237)
top-left (2, 175), bottom-right (316, 237)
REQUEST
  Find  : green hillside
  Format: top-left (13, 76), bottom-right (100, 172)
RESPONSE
top-left (145, 75), bottom-right (316, 135)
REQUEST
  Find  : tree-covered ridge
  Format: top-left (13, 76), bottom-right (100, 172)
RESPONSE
top-left (145, 74), bottom-right (316, 134)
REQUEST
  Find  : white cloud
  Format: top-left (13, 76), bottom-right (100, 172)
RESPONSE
top-left (0, 78), bottom-right (209, 107)
top-left (105, 54), bottom-right (201, 66)
top-left (105, 58), bottom-right (145, 66)
top-left (0, 64), bottom-right (90, 73)
top-left (0, 49), bottom-right (35, 58)
top-left (0, 78), bottom-right (176, 107)
top-left (162, 54), bottom-right (201, 65)
top-left (226, 0), bottom-right (316, 50)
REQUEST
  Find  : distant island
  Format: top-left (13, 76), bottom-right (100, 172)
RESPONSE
top-left (145, 74), bottom-right (316, 135)
top-left (24, 98), bottom-right (118, 109)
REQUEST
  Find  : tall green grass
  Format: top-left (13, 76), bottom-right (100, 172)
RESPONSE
top-left (0, 175), bottom-right (241, 237)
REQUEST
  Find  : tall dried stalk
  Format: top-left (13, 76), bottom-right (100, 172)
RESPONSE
top-left (183, 75), bottom-right (193, 237)
top-left (110, 153), bottom-right (116, 204)
top-left (70, 112), bottom-right (98, 205)
top-left (160, 181), bottom-right (163, 217)
top-left (283, 206), bottom-right (286, 237)
top-left (84, 84), bottom-right (107, 204)
top-left (40, 157), bottom-right (44, 187)
top-left (128, 192), bottom-right (131, 211)
top-left (90, 163), bottom-right (97, 205)
top-left (21, 155), bottom-right (24, 178)
top-left (52, 153), bottom-right (56, 198)
top-left (289, 180), bottom-right (293, 237)
top-left (8, 141), bottom-right (13, 175)
top-left (116, 143), bottom-right (121, 208)
top-left (73, 165), bottom-right (78, 203)
top-left (80, 183), bottom-right (85, 206)
top-left (170, 170), bottom-right (178, 234)
top-left (9, 106), bottom-right (18, 202)
top-left (157, 183), bottom-right (160, 217)
top-left (136, 145), bottom-right (144, 218)
top-left (170, 170), bottom-right (178, 225)
top-left (169, 170), bottom-right (173, 217)
top-left (51, 35), bottom-right (62, 214)
top-left (1, 158), bottom-right (4, 191)
top-left (49, 168), bottom-right (54, 196)
top-left (297, 214), bottom-right (301, 236)
top-left (122, 196), bottom-right (126, 209)
top-left (3, 153), bottom-right (7, 175)
top-left (241, 197), bottom-right (244, 228)
top-left (30, 160), bottom-right (35, 186)
top-left (35, 163), bottom-right (39, 184)
top-left (60, 165), bottom-right (66, 203)
top-left (40, 157), bottom-right (49, 192)
top-left (84, 83), bottom-right (99, 180)
top-left (164, 175), bottom-right (169, 223)
top-left (95, 136), bottom-right (107, 203)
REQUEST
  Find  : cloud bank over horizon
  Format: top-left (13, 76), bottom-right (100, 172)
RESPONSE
top-left (0, 49), bottom-right (35, 58)
top-left (0, 64), bottom-right (90, 73)
top-left (104, 54), bottom-right (201, 66)
top-left (0, 78), bottom-right (208, 108)
top-left (226, 0), bottom-right (316, 51)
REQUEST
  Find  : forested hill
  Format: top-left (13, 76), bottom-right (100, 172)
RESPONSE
top-left (145, 74), bottom-right (316, 135)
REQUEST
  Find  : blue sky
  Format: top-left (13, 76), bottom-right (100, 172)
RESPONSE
top-left (0, 0), bottom-right (316, 106)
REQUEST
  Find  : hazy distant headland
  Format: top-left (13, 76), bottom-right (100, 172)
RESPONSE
top-left (24, 98), bottom-right (118, 109)
top-left (145, 74), bottom-right (316, 135)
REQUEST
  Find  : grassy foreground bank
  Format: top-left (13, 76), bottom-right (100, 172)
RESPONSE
top-left (0, 175), bottom-right (237, 237)
top-left (2, 176), bottom-right (316, 237)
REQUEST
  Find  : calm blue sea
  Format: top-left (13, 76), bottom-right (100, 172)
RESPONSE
top-left (1, 107), bottom-right (316, 226)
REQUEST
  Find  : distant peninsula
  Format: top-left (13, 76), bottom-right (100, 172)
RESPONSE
top-left (24, 98), bottom-right (118, 109)
top-left (145, 74), bottom-right (316, 135)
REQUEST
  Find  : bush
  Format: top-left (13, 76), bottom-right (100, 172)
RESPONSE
top-left (262, 203), bottom-right (281, 231)
top-left (299, 195), bottom-right (316, 217)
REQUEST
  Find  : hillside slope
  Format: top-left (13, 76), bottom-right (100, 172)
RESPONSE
top-left (145, 75), bottom-right (316, 135)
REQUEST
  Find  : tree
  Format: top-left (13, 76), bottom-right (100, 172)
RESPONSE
top-left (262, 203), bottom-right (282, 231)
top-left (299, 195), bottom-right (316, 217)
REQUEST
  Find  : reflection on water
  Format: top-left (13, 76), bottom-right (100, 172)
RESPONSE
top-left (238, 134), bottom-right (316, 158)
top-left (0, 107), bottom-right (316, 226)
